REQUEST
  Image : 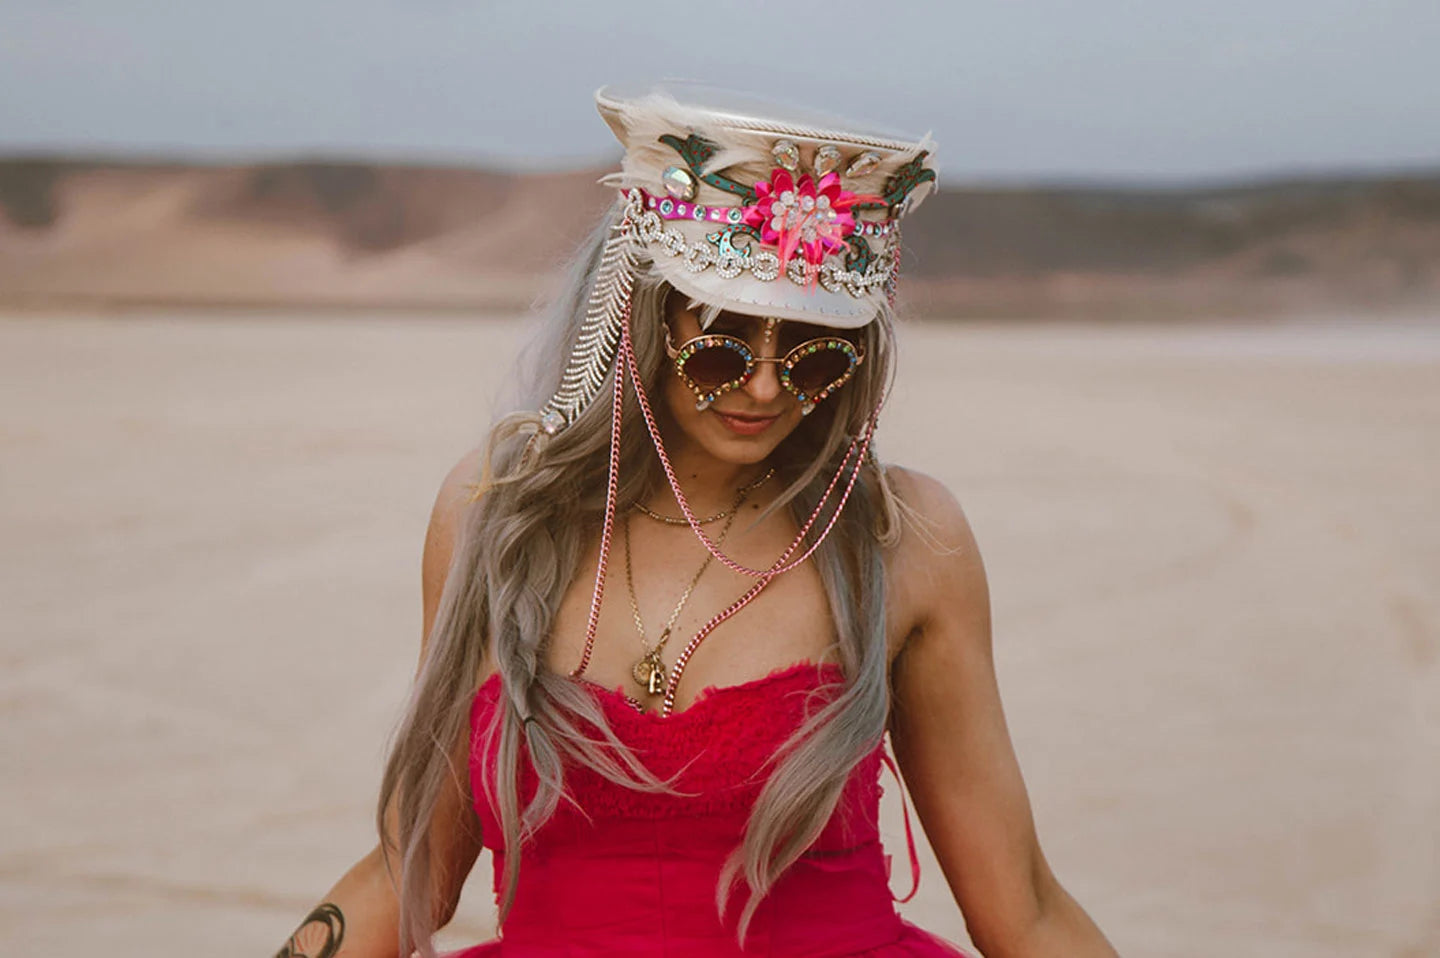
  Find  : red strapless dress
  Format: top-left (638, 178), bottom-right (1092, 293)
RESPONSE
top-left (448, 661), bottom-right (974, 957)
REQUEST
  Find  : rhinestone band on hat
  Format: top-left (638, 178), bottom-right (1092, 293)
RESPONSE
top-left (851, 220), bottom-right (898, 238)
top-left (641, 190), bottom-right (748, 225)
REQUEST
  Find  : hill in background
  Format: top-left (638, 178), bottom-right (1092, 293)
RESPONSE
top-left (1, 157), bottom-right (1438, 317)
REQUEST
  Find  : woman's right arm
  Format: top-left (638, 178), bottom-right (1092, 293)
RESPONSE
top-left (273, 449), bottom-right (487, 958)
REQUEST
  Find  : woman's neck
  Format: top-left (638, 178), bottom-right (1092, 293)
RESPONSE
top-left (644, 439), bottom-right (773, 518)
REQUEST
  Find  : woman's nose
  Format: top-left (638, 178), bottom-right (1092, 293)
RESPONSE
top-left (743, 358), bottom-right (784, 403)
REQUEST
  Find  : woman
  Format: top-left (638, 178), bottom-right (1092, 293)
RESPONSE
top-left (275, 86), bottom-right (1118, 958)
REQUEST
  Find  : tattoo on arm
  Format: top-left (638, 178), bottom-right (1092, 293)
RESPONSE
top-left (275, 902), bottom-right (345, 958)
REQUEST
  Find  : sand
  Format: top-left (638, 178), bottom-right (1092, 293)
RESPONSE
top-left (1, 310), bottom-right (1436, 957)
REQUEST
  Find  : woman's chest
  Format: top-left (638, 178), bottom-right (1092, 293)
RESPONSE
top-left (544, 522), bottom-right (845, 707)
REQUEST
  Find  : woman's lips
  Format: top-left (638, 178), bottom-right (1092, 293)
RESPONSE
top-left (713, 410), bottom-right (780, 436)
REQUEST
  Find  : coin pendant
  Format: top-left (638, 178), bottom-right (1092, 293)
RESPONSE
top-left (632, 655), bottom-right (654, 687)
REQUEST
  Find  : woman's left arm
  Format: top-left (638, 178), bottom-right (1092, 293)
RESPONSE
top-left (885, 469), bottom-right (1118, 958)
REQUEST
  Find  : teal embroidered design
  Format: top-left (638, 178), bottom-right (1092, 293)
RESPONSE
top-left (844, 236), bottom-right (875, 274)
top-left (659, 134), bottom-right (756, 203)
top-left (707, 224), bottom-right (762, 258)
top-left (851, 151), bottom-right (937, 215)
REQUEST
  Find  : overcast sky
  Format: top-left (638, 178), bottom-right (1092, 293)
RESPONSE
top-left (2, 0), bottom-right (1437, 184)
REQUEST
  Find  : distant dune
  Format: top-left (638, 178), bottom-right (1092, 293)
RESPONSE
top-left (2, 157), bottom-right (1438, 317)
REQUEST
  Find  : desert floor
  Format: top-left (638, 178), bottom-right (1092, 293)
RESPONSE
top-left (1, 310), bottom-right (1437, 957)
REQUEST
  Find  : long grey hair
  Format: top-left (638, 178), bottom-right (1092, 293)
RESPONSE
top-left (378, 204), bottom-right (907, 955)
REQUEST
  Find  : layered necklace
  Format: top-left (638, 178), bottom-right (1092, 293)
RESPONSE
top-left (571, 318), bottom-right (878, 718)
top-left (622, 469), bottom-right (773, 696)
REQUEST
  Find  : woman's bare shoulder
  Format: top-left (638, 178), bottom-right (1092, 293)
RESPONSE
top-left (427, 447), bottom-right (486, 545)
top-left (881, 464), bottom-right (977, 552)
top-left (421, 446), bottom-right (486, 651)
top-left (879, 463), bottom-right (987, 636)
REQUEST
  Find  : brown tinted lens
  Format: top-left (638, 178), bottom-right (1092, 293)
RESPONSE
top-left (682, 343), bottom-right (750, 389)
top-left (788, 347), bottom-right (852, 395)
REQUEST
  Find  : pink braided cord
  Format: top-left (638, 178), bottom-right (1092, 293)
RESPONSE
top-left (618, 323), bottom-right (878, 578)
top-left (571, 308), bottom-right (880, 719)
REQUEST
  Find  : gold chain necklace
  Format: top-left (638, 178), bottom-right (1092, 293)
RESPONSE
top-left (629, 468), bottom-right (775, 526)
top-left (622, 488), bottom-right (749, 695)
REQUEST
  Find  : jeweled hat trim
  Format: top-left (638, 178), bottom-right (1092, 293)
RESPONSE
top-left (623, 189), bottom-right (898, 299)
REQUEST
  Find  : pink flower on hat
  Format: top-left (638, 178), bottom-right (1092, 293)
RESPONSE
top-left (743, 169), bottom-right (876, 281)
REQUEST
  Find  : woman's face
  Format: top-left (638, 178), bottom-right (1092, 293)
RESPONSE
top-left (660, 293), bottom-right (854, 467)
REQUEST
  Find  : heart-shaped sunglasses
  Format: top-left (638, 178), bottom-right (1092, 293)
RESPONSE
top-left (664, 322), bottom-right (865, 416)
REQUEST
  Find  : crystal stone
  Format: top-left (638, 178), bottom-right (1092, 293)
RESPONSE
top-left (662, 165), bottom-right (698, 202)
top-left (539, 409), bottom-right (565, 435)
top-left (771, 139), bottom-right (800, 171)
top-left (813, 144), bottom-right (842, 176)
top-left (846, 151), bottom-right (882, 177)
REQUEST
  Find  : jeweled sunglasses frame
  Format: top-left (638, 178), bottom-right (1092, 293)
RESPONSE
top-left (664, 323), bottom-right (865, 416)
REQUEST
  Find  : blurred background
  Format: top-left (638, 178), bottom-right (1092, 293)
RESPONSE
top-left (2, 3), bottom-right (1437, 957)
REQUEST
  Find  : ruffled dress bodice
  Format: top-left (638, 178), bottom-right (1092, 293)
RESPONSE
top-left (450, 661), bottom-right (972, 957)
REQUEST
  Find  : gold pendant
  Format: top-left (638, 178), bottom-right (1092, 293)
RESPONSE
top-left (631, 654), bottom-right (654, 688)
top-left (631, 648), bottom-right (667, 695)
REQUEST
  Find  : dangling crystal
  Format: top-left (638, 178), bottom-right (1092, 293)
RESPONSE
top-left (539, 409), bottom-right (565, 434)
top-left (814, 144), bottom-right (842, 176)
top-left (695, 396), bottom-right (711, 411)
top-left (846, 151), bottom-right (882, 177)
top-left (771, 139), bottom-right (800, 171)
top-left (662, 165), bottom-right (699, 201)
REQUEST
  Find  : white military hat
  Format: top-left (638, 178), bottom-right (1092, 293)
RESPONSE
top-left (536, 84), bottom-right (937, 435)
top-left (594, 84), bottom-right (938, 328)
